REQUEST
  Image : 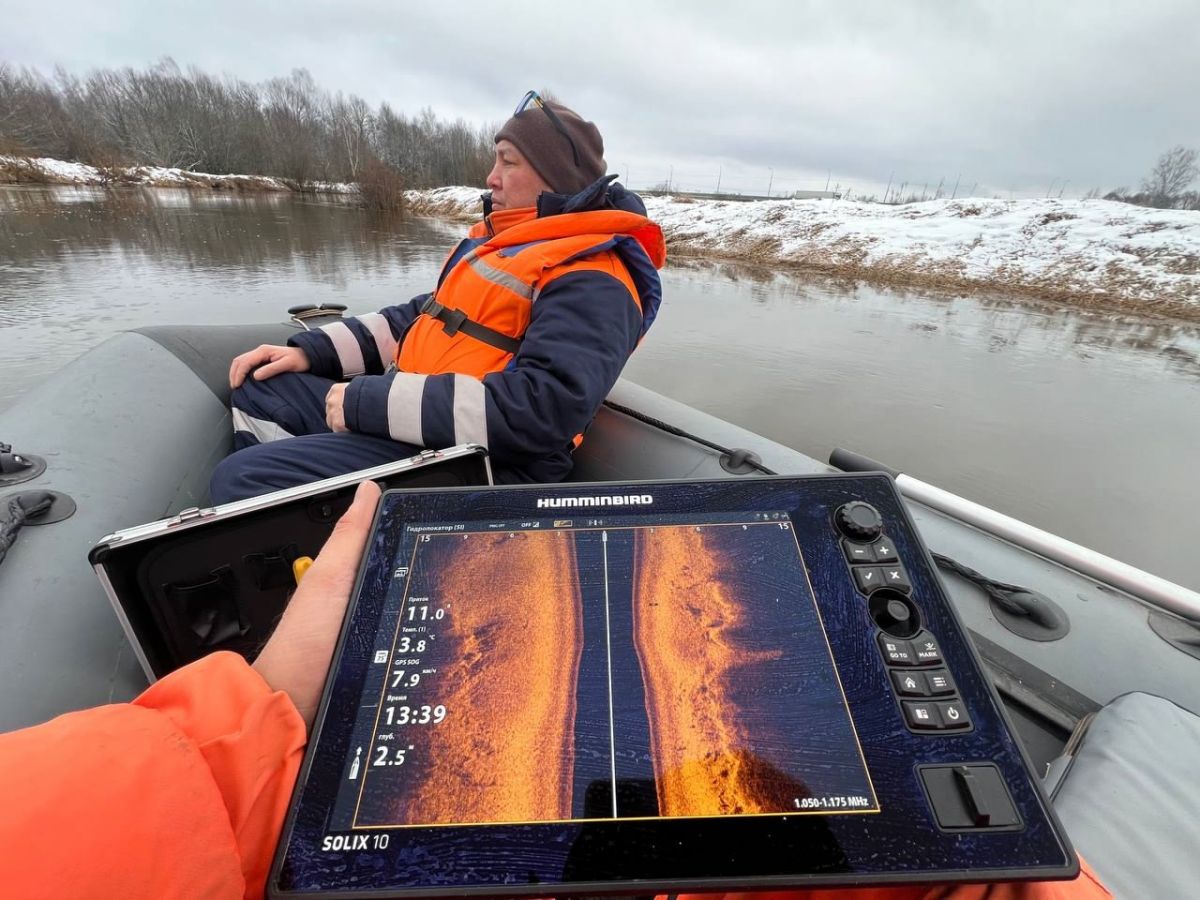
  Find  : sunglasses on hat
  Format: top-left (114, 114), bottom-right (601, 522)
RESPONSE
top-left (513, 90), bottom-right (582, 168)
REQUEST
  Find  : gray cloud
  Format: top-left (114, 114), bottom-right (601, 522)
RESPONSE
top-left (3, 0), bottom-right (1197, 197)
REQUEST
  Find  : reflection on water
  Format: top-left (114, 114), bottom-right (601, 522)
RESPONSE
top-left (0, 185), bottom-right (451, 398)
top-left (668, 258), bottom-right (1200, 380)
top-left (2, 186), bottom-right (1198, 590)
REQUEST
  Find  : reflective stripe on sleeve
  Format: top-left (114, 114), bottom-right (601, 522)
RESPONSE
top-left (359, 312), bottom-right (398, 366)
top-left (231, 408), bottom-right (294, 444)
top-left (386, 373), bottom-right (426, 445)
top-left (465, 250), bottom-right (534, 300)
top-left (452, 374), bottom-right (489, 449)
top-left (320, 321), bottom-right (366, 377)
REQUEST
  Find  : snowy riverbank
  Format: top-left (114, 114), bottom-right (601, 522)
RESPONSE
top-left (409, 187), bottom-right (1200, 320)
top-left (0, 155), bottom-right (355, 194)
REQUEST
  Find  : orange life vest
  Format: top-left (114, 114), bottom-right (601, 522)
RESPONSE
top-left (396, 206), bottom-right (666, 378)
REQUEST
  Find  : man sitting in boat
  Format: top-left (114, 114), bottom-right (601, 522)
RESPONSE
top-left (209, 91), bottom-right (665, 504)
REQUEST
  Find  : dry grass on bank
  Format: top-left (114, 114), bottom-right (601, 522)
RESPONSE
top-left (645, 195), bottom-right (1200, 324)
top-left (0, 154), bottom-right (339, 194)
top-left (0, 155), bottom-right (49, 184)
top-left (404, 188), bottom-right (482, 222)
top-left (666, 240), bottom-right (1200, 323)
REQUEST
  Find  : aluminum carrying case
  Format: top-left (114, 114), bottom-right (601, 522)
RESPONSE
top-left (89, 444), bottom-right (491, 681)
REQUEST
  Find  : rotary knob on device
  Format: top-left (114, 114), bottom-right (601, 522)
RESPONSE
top-left (835, 502), bottom-right (883, 541)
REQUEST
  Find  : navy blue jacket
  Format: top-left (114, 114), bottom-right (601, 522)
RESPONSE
top-left (287, 178), bottom-right (664, 483)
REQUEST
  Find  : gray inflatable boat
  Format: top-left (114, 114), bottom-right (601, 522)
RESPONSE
top-left (1, 316), bottom-right (1198, 898)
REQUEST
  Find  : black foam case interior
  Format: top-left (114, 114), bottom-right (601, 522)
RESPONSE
top-left (92, 452), bottom-right (489, 678)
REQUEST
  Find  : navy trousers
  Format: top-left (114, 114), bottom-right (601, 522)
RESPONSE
top-left (209, 372), bottom-right (422, 504)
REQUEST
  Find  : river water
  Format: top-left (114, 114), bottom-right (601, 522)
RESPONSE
top-left (2, 185), bottom-right (1198, 591)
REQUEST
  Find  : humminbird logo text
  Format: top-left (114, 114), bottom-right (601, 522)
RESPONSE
top-left (536, 495), bottom-right (653, 508)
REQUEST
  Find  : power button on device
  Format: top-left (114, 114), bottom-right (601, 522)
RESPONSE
top-left (936, 700), bottom-right (971, 729)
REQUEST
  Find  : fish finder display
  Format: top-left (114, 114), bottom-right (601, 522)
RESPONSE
top-left (276, 478), bottom-right (1077, 896)
top-left (324, 510), bottom-right (878, 834)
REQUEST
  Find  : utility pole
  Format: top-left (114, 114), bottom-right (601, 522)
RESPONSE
top-left (884, 170), bottom-right (894, 203)
top-left (1046, 178), bottom-right (1057, 199)
top-left (1058, 180), bottom-right (1069, 199)
top-left (668, 165), bottom-right (673, 193)
top-left (951, 171), bottom-right (961, 200)
top-left (825, 170), bottom-right (831, 192)
top-left (767, 167), bottom-right (774, 198)
top-left (716, 165), bottom-right (722, 195)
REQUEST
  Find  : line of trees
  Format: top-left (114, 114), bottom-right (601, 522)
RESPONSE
top-left (4, 59), bottom-right (1197, 213)
top-left (0, 59), bottom-right (496, 189)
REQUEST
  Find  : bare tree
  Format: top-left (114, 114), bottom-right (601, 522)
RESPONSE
top-left (1140, 145), bottom-right (1199, 209)
top-left (329, 93), bottom-right (372, 179)
top-left (0, 64), bottom-right (17, 134)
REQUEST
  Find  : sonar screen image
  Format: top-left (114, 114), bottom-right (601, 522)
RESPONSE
top-left (354, 530), bottom-right (584, 827)
top-left (347, 516), bottom-right (876, 830)
top-left (631, 523), bottom-right (864, 817)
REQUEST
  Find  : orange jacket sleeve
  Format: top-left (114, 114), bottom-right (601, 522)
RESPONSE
top-left (0, 651), bottom-right (306, 900)
top-left (0, 648), bottom-right (1110, 900)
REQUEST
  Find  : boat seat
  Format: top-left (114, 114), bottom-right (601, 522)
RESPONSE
top-left (1044, 692), bottom-right (1200, 900)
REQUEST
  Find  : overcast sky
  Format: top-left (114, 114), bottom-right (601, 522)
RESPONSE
top-left (4, 0), bottom-right (1198, 198)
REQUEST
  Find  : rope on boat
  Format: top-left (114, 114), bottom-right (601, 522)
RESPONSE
top-left (0, 491), bottom-right (54, 566)
top-left (931, 551), bottom-right (1070, 639)
top-left (600, 400), bottom-right (780, 475)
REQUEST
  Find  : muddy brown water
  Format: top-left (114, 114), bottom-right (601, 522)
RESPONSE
top-left (2, 185), bottom-right (1198, 591)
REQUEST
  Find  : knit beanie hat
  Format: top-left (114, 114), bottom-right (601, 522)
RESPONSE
top-left (495, 97), bottom-right (606, 195)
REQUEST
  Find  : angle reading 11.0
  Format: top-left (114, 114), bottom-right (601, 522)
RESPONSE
top-left (407, 604), bottom-right (446, 622)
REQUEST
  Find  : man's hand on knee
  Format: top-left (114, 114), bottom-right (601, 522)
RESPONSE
top-left (325, 383), bottom-right (349, 432)
top-left (230, 344), bottom-right (310, 388)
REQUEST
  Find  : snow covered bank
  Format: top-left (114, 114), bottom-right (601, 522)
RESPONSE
top-left (408, 188), bottom-right (1200, 320)
top-left (0, 155), bottom-right (357, 194)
